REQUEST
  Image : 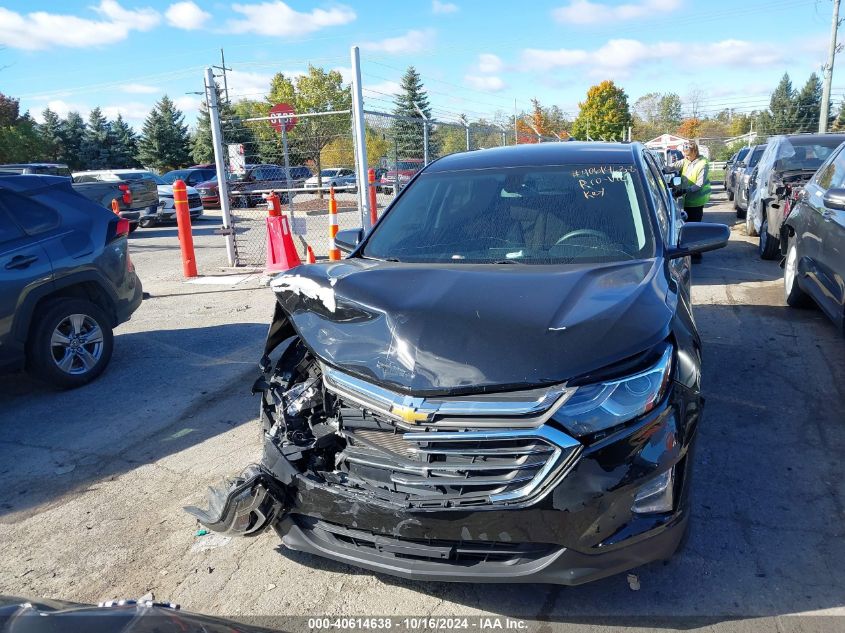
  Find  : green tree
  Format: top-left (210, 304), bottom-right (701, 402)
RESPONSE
top-left (0, 94), bottom-right (47, 163)
top-left (38, 107), bottom-right (64, 162)
top-left (111, 115), bottom-right (140, 168)
top-left (572, 80), bottom-right (632, 141)
top-left (392, 66), bottom-right (438, 161)
top-left (658, 93), bottom-right (682, 130)
top-left (138, 95), bottom-right (191, 171)
top-left (80, 107), bottom-right (114, 169)
top-left (765, 73), bottom-right (797, 134)
top-left (794, 73), bottom-right (822, 133)
top-left (191, 82), bottom-right (253, 164)
top-left (832, 98), bottom-right (845, 132)
top-left (60, 112), bottom-right (87, 170)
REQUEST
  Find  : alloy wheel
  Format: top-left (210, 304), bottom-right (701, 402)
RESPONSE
top-left (50, 313), bottom-right (105, 375)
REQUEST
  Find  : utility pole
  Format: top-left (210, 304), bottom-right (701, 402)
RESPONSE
top-left (205, 68), bottom-right (235, 266)
top-left (213, 48), bottom-right (232, 104)
top-left (820, 0), bottom-right (841, 133)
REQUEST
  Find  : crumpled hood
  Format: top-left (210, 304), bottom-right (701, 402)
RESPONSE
top-left (270, 258), bottom-right (674, 394)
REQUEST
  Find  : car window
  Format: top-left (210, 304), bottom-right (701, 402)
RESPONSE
top-left (642, 156), bottom-right (670, 241)
top-left (0, 207), bottom-right (25, 245)
top-left (363, 164), bottom-right (654, 264)
top-left (815, 146), bottom-right (845, 190)
top-left (0, 190), bottom-right (61, 235)
top-left (748, 147), bottom-right (766, 169)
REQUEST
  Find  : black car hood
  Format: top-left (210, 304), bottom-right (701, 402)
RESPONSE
top-left (269, 258), bottom-right (674, 394)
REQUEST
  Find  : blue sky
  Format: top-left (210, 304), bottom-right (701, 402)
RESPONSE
top-left (0, 0), bottom-right (839, 130)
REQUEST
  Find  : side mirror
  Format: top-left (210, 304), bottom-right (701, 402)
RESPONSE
top-left (666, 223), bottom-right (730, 259)
top-left (335, 228), bottom-right (364, 254)
top-left (672, 176), bottom-right (682, 188)
top-left (822, 187), bottom-right (845, 211)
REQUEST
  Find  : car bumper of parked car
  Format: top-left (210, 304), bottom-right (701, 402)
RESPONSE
top-left (265, 387), bottom-right (697, 585)
top-left (143, 203), bottom-right (203, 221)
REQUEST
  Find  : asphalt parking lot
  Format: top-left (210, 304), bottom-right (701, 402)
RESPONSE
top-left (1, 191), bottom-right (844, 630)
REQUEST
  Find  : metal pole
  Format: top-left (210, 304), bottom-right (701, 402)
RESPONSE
top-left (820, 0), bottom-right (841, 133)
top-left (281, 125), bottom-right (294, 217)
top-left (513, 98), bottom-right (518, 145)
top-left (413, 102), bottom-right (429, 165)
top-left (350, 46), bottom-right (371, 229)
top-left (205, 67), bottom-right (236, 267)
top-left (465, 125), bottom-right (471, 151)
top-left (220, 49), bottom-right (229, 104)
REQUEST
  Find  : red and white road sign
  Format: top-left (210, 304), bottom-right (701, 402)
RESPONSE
top-left (269, 103), bottom-right (297, 133)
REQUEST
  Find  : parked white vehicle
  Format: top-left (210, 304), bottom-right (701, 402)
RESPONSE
top-left (72, 169), bottom-right (204, 227)
top-left (303, 168), bottom-right (356, 192)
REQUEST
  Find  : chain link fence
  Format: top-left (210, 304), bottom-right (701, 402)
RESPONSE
top-left (212, 101), bottom-right (363, 266)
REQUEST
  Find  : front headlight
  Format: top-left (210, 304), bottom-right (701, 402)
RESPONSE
top-left (555, 344), bottom-right (673, 437)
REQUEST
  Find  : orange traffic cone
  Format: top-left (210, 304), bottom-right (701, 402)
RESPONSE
top-left (306, 244), bottom-right (316, 264)
top-left (265, 213), bottom-right (302, 273)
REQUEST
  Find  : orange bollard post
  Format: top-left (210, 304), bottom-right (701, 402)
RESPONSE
top-left (368, 168), bottom-right (378, 227)
top-left (306, 244), bottom-right (316, 264)
top-left (173, 179), bottom-right (198, 278)
top-left (110, 198), bottom-right (121, 215)
top-left (266, 191), bottom-right (281, 217)
top-left (328, 187), bottom-right (340, 261)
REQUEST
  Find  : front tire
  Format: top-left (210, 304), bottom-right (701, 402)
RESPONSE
top-left (784, 238), bottom-right (811, 308)
top-left (27, 298), bottom-right (115, 389)
top-left (758, 217), bottom-right (780, 260)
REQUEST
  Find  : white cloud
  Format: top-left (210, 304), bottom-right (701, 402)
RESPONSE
top-left (0, 1), bottom-right (160, 50)
top-left (225, 68), bottom-right (306, 99)
top-left (552, 0), bottom-right (680, 24)
top-left (102, 102), bottom-right (153, 121)
top-left (464, 75), bottom-right (506, 92)
top-left (165, 1), bottom-right (211, 29)
top-left (121, 83), bottom-right (160, 94)
top-left (432, 0), bottom-right (459, 14)
top-left (477, 53), bottom-right (502, 73)
top-left (32, 100), bottom-right (88, 122)
top-left (363, 80), bottom-right (402, 98)
top-left (173, 95), bottom-right (202, 119)
top-left (521, 38), bottom-right (782, 75)
top-left (228, 1), bottom-right (355, 37)
top-left (361, 29), bottom-right (434, 55)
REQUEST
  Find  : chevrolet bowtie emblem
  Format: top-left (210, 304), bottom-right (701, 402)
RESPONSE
top-left (390, 404), bottom-right (433, 424)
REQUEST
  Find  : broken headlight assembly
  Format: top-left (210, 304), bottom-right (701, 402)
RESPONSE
top-left (553, 344), bottom-right (673, 438)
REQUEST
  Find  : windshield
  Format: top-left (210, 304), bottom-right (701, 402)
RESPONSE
top-left (748, 147), bottom-right (766, 168)
top-left (159, 172), bottom-right (183, 184)
top-left (320, 169), bottom-right (340, 177)
top-left (362, 165), bottom-right (654, 265)
top-left (119, 171), bottom-right (166, 185)
top-left (736, 147), bottom-right (750, 162)
top-left (775, 138), bottom-right (843, 171)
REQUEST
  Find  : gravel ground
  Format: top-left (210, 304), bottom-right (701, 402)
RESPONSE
top-left (1, 192), bottom-right (844, 632)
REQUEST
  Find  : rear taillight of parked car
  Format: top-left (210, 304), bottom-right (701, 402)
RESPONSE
top-left (106, 216), bottom-right (130, 244)
top-left (119, 183), bottom-right (132, 205)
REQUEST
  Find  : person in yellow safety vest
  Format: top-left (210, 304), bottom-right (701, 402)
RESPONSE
top-left (667, 140), bottom-right (711, 261)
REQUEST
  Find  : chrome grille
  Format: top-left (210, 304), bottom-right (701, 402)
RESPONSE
top-left (327, 370), bottom-right (582, 508)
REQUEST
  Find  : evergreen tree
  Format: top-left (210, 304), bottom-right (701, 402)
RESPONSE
top-left (766, 73), bottom-right (798, 134)
top-left (392, 66), bottom-right (438, 160)
top-left (794, 73), bottom-right (822, 133)
top-left (38, 107), bottom-right (64, 162)
top-left (138, 95), bottom-right (191, 171)
top-left (111, 115), bottom-right (140, 168)
top-left (192, 100), bottom-right (214, 165)
top-left (192, 83), bottom-right (252, 164)
top-left (60, 111), bottom-right (87, 170)
top-left (80, 107), bottom-right (114, 169)
top-left (832, 98), bottom-right (845, 132)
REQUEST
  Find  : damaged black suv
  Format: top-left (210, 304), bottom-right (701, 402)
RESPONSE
top-left (187, 142), bottom-right (729, 585)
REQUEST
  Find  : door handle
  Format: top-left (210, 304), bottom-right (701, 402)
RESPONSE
top-left (5, 254), bottom-right (38, 270)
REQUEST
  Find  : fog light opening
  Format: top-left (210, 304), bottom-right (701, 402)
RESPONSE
top-left (632, 467), bottom-right (675, 514)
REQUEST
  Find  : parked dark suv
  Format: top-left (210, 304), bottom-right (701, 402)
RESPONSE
top-left (187, 143), bottom-right (729, 585)
top-left (0, 176), bottom-right (143, 388)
